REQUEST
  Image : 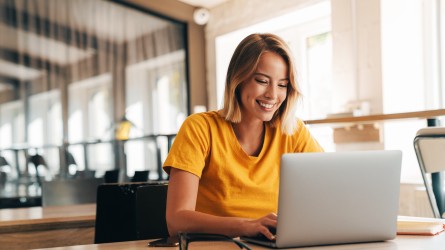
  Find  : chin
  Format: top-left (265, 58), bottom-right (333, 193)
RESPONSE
top-left (260, 115), bottom-right (275, 122)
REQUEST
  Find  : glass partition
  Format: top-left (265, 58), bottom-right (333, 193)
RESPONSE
top-left (0, 0), bottom-right (188, 190)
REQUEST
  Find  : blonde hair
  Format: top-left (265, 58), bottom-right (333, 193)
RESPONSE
top-left (219, 33), bottom-right (301, 135)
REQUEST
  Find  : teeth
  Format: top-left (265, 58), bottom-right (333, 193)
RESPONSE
top-left (259, 101), bottom-right (274, 109)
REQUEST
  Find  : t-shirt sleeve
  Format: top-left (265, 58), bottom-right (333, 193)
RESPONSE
top-left (162, 114), bottom-right (210, 178)
top-left (293, 119), bottom-right (324, 153)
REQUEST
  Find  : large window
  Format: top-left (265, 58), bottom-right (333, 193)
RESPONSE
top-left (125, 50), bottom-right (188, 178)
top-left (0, 101), bottom-right (23, 177)
top-left (380, 0), bottom-right (445, 183)
top-left (0, 0), bottom-right (188, 181)
top-left (126, 50), bottom-right (187, 135)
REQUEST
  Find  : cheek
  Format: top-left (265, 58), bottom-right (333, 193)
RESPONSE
top-left (243, 88), bottom-right (261, 101)
top-left (278, 90), bottom-right (288, 102)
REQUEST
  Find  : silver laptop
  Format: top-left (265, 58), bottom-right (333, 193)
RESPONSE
top-left (241, 150), bottom-right (402, 248)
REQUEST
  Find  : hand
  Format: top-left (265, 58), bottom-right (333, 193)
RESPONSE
top-left (241, 213), bottom-right (277, 240)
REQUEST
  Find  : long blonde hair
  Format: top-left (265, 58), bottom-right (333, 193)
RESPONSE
top-left (219, 33), bottom-right (301, 135)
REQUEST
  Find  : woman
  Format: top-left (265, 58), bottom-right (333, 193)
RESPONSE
top-left (163, 33), bottom-right (323, 240)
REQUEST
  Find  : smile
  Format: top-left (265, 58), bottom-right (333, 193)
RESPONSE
top-left (258, 101), bottom-right (274, 109)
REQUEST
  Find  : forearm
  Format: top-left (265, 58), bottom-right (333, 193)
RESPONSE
top-left (167, 210), bottom-right (248, 237)
top-left (164, 169), bottom-right (276, 239)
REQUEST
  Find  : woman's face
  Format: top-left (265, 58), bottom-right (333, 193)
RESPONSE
top-left (238, 51), bottom-right (289, 124)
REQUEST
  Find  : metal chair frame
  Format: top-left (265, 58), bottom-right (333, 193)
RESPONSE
top-left (414, 128), bottom-right (445, 218)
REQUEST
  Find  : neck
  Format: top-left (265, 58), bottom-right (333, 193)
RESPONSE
top-left (232, 120), bottom-right (264, 140)
top-left (232, 120), bottom-right (266, 156)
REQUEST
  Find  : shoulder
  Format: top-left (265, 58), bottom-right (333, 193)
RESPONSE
top-left (186, 110), bottom-right (221, 121)
top-left (184, 111), bottom-right (226, 126)
top-left (180, 111), bottom-right (227, 133)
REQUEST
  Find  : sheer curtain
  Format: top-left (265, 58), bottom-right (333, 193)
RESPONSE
top-left (0, 0), bottom-right (187, 179)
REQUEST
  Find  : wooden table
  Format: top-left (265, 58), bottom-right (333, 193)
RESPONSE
top-left (33, 233), bottom-right (445, 250)
top-left (0, 203), bottom-right (96, 249)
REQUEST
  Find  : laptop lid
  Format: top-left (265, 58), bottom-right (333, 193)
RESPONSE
top-left (272, 150), bottom-right (402, 248)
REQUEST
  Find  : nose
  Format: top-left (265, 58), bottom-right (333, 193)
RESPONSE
top-left (265, 84), bottom-right (277, 99)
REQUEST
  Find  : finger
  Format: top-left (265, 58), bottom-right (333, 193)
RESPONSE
top-left (263, 213), bottom-right (277, 220)
top-left (261, 217), bottom-right (277, 228)
top-left (268, 212), bottom-right (278, 219)
top-left (259, 226), bottom-right (276, 240)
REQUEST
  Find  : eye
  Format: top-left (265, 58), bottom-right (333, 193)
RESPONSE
top-left (278, 81), bottom-right (289, 88)
top-left (255, 78), bottom-right (268, 84)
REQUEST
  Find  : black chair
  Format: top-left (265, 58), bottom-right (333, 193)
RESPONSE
top-left (0, 155), bottom-right (10, 168)
top-left (94, 182), bottom-right (169, 243)
top-left (41, 177), bottom-right (104, 207)
top-left (28, 153), bottom-right (48, 184)
top-left (131, 170), bottom-right (150, 182)
top-left (74, 170), bottom-right (96, 179)
top-left (0, 171), bottom-right (6, 188)
top-left (0, 156), bottom-right (10, 186)
top-left (104, 169), bottom-right (119, 183)
top-left (66, 151), bottom-right (77, 166)
top-left (65, 151), bottom-right (78, 174)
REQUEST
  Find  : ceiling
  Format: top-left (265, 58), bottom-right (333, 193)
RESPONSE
top-left (0, 0), bottom-right (229, 100)
top-left (177, 0), bottom-right (229, 9)
top-left (0, 0), bottom-right (172, 97)
top-left (0, 0), bottom-right (226, 101)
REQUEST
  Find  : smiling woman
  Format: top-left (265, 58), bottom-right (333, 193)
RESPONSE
top-left (162, 33), bottom-right (323, 240)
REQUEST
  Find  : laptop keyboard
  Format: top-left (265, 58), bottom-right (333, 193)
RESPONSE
top-left (249, 228), bottom-right (277, 242)
top-left (253, 234), bottom-right (276, 243)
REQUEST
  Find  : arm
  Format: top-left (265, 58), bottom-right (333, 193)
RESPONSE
top-left (165, 168), bottom-right (277, 239)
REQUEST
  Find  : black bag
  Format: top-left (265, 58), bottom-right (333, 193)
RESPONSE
top-left (94, 182), bottom-right (169, 244)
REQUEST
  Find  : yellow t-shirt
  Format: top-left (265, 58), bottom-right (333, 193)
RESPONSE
top-left (163, 111), bottom-right (323, 219)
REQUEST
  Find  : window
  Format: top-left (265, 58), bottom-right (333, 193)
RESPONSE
top-left (0, 101), bottom-right (23, 177)
top-left (125, 50), bottom-right (188, 178)
top-left (28, 90), bottom-right (61, 176)
top-left (0, 0), bottom-right (189, 181)
top-left (380, 0), bottom-right (444, 183)
top-left (126, 50), bottom-right (187, 135)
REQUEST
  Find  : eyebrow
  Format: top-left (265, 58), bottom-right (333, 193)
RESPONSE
top-left (254, 72), bottom-right (289, 81)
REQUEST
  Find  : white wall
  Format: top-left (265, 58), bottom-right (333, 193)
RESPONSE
top-left (381, 0), bottom-right (425, 113)
top-left (331, 0), bottom-right (383, 114)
